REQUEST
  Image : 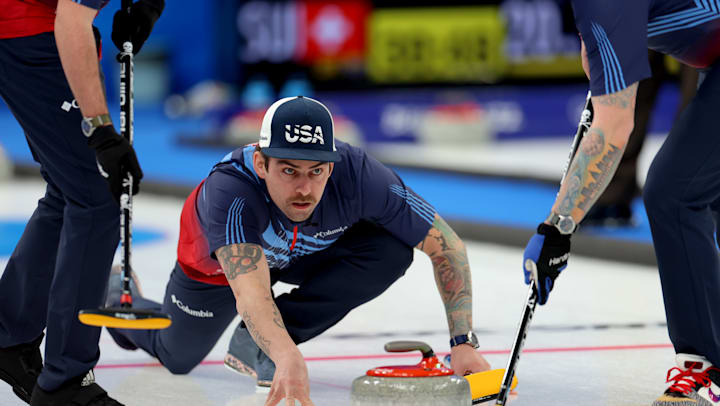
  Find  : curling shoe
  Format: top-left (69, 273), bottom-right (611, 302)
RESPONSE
top-left (224, 323), bottom-right (275, 388)
top-left (29, 370), bottom-right (123, 405)
top-left (652, 353), bottom-right (720, 406)
top-left (0, 333), bottom-right (43, 403)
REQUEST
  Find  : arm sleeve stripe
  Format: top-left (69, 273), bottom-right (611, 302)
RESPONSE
top-left (389, 185), bottom-right (436, 215)
top-left (649, 8), bottom-right (707, 26)
top-left (235, 199), bottom-right (245, 243)
top-left (231, 199), bottom-right (238, 244)
top-left (389, 185), bottom-right (424, 213)
top-left (226, 198), bottom-right (238, 245)
top-left (648, 2), bottom-right (720, 37)
top-left (649, 13), bottom-right (719, 36)
top-left (594, 23), bottom-right (625, 92)
top-left (389, 185), bottom-right (435, 224)
top-left (405, 194), bottom-right (437, 222)
top-left (390, 185), bottom-right (435, 217)
top-left (697, 0), bottom-right (719, 14)
top-left (225, 198), bottom-right (246, 245)
top-left (591, 23), bottom-right (613, 94)
top-left (591, 22), bottom-right (626, 93)
top-left (408, 201), bottom-right (435, 224)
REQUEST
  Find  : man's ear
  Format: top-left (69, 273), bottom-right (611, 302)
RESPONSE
top-left (328, 162), bottom-right (334, 176)
top-left (253, 151), bottom-right (267, 179)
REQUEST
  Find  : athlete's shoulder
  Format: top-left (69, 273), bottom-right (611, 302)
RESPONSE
top-left (330, 141), bottom-right (374, 181)
top-left (335, 140), bottom-right (373, 167)
top-left (211, 145), bottom-right (263, 183)
top-left (201, 145), bottom-right (268, 203)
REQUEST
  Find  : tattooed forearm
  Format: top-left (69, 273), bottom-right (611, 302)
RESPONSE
top-left (432, 251), bottom-right (473, 335)
top-left (425, 216), bottom-right (459, 252)
top-left (266, 295), bottom-right (286, 329)
top-left (557, 128), bottom-right (605, 215)
top-left (216, 244), bottom-right (264, 281)
top-left (577, 144), bottom-right (623, 211)
top-left (418, 216), bottom-right (473, 336)
top-left (554, 127), bottom-right (625, 218)
top-left (242, 311), bottom-right (271, 355)
top-left (594, 83), bottom-right (638, 108)
top-left (553, 84), bottom-right (636, 217)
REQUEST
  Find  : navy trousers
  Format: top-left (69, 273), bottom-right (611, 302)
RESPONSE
top-left (0, 33), bottom-right (119, 390)
top-left (643, 61), bottom-right (720, 366)
top-left (110, 221), bottom-right (414, 374)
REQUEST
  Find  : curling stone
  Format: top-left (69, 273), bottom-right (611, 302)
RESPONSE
top-left (351, 341), bottom-right (471, 406)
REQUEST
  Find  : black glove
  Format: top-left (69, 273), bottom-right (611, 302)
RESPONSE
top-left (522, 223), bottom-right (571, 305)
top-left (87, 126), bottom-right (143, 203)
top-left (111, 0), bottom-right (164, 55)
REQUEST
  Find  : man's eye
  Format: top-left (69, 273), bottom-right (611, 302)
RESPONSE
top-left (312, 168), bottom-right (323, 175)
top-left (283, 168), bottom-right (295, 175)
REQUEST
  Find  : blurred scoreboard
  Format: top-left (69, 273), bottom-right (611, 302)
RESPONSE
top-left (368, 7), bottom-right (506, 83)
top-left (234, 0), bottom-right (584, 87)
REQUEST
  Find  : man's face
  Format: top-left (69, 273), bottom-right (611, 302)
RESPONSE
top-left (253, 151), bottom-right (334, 222)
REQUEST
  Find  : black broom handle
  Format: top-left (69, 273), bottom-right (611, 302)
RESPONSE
top-left (118, 0), bottom-right (134, 307)
top-left (495, 92), bottom-right (593, 405)
top-left (495, 284), bottom-right (537, 405)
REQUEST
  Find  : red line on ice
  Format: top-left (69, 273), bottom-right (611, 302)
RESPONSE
top-left (95, 343), bottom-right (672, 370)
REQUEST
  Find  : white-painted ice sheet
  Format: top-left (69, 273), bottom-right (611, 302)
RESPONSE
top-left (1, 180), bottom-right (672, 405)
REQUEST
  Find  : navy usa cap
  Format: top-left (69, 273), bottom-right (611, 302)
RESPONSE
top-left (259, 96), bottom-right (341, 162)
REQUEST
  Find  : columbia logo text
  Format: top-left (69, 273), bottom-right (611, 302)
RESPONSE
top-left (171, 294), bottom-right (215, 318)
top-left (285, 124), bottom-right (324, 144)
top-left (314, 226), bottom-right (347, 239)
top-left (548, 253), bottom-right (569, 267)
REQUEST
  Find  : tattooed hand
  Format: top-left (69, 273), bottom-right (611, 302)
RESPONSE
top-left (216, 242), bottom-right (309, 403)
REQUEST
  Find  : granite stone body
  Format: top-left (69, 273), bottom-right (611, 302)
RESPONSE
top-left (350, 375), bottom-right (471, 406)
